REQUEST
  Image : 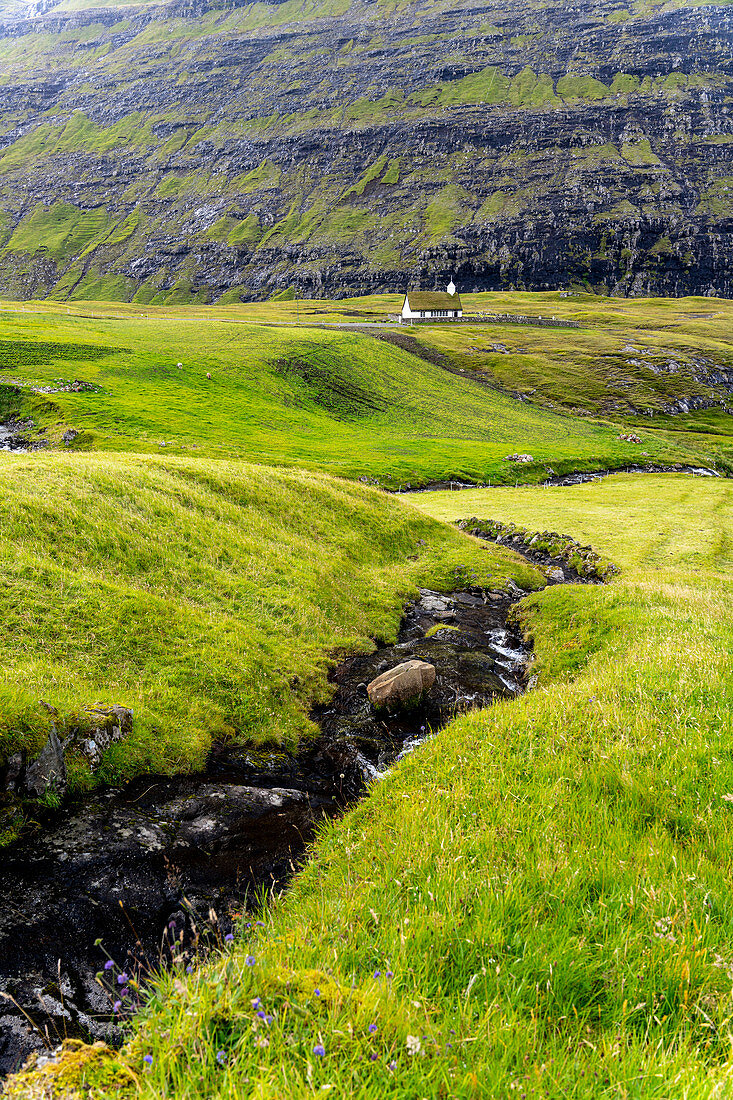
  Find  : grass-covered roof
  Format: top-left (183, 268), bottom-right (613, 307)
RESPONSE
top-left (405, 290), bottom-right (463, 311)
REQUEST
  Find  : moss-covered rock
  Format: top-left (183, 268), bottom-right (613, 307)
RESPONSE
top-left (2, 1040), bottom-right (136, 1100)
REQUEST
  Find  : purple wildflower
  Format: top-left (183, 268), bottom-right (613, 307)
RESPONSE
top-left (104, 960), bottom-right (114, 971)
top-left (245, 955), bottom-right (256, 967)
top-left (143, 1054), bottom-right (153, 1066)
top-left (251, 997), bottom-right (261, 1009)
top-left (225, 934), bottom-right (234, 943)
top-left (265, 1015), bottom-right (274, 1025)
top-left (369, 1053), bottom-right (378, 1062)
top-left (117, 973), bottom-right (128, 985)
top-left (120, 988), bottom-right (129, 998)
top-left (313, 1044), bottom-right (325, 1057)
top-left (257, 1011), bottom-right (266, 1020)
top-left (373, 970), bottom-right (381, 979)
top-left (368, 1024), bottom-right (377, 1034)
top-left (256, 921), bottom-right (265, 927)
top-left (113, 1001), bottom-right (122, 1013)
top-left (314, 988), bottom-right (321, 997)
top-left (386, 971), bottom-right (394, 980)
top-left (186, 965), bottom-right (193, 974)
top-left (216, 1051), bottom-right (227, 1066)
top-left (388, 1061), bottom-right (397, 1071)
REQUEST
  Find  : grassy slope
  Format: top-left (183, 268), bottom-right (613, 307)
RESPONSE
top-left (415, 293), bottom-right (733, 421)
top-left (14, 287), bottom-right (733, 425)
top-left (0, 307), bottom-right (666, 486)
top-left (0, 452), bottom-right (543, 799)
top-left (1, 295), bottom-right (729, 483)
top-left (14, 474), bottom-right (733, 1099)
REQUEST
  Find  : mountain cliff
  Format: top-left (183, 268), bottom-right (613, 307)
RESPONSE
top-left (0, 0), bottom-right (731, 302)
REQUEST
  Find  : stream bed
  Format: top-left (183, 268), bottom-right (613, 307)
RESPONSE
top-left (0, 423), bottom-right (29, 453)
top-left (0, 567), bottom-right (579, 1075)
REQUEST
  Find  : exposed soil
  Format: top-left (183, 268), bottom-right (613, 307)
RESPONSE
top-left (0, 579), bottom-right (549, 1076)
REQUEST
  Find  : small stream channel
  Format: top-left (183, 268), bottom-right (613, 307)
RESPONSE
top-left (0, 425), bottom-right (27, 453)
top-left (0, 548), bottom-right (595, 1076)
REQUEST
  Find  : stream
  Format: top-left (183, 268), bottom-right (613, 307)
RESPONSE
top-left (0, 424), bottom-right (27, 453)
top-left (0, 551), bottom-right (592, 1076)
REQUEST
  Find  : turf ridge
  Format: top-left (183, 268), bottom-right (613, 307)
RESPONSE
top-left (454, 517), bottom-right (619, 581)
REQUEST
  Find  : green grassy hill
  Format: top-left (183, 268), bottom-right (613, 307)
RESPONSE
top-left (10, 473), bottom-right (733, 1098)
top-left (2, 293), bottom-right (732, 484)
top-left (3, 294), bottom-right (733, 1096)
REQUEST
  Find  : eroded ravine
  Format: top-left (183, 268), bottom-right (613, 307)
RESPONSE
top-left (0, 559), bottom-right (593, 1076)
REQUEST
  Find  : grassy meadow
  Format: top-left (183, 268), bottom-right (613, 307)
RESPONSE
top-left (11, 473), bottom-right (733, 1098)
top-left (410, 472), bottom-right (733, 577)
top-left (1, 292), bottom-right (732, 483)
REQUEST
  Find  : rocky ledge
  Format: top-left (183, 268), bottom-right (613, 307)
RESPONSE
top-left (456, 518), bottom-right (619, 581)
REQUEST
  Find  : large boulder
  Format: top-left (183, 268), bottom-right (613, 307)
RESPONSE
top-left (367, 660), bottom-right (436, 711)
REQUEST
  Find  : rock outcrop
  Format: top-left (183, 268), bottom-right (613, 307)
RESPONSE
top-left (21, 727), bottom-right (66, 798)
top-left (0, 0), bottom-right (730, 301)
top-left (2, 702), bottom-right (133, 799)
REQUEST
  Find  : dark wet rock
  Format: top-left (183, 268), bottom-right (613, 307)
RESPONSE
top-left (2, 754), bottom-right (24, 794)
top-left (316, 587), bottom-right (530, 760)
top-left (0, 777), bottom-right (332, 1072)
top-left (417, 592), bottom-right (453, 615)
top-left (62, 429), bottom-right (79, 445)
top-left (0, 422), bottom-right (29, 453)
top-left (22, 728), bottom-right (65, 799)
top-left (367, 660), bottom-right (436, 712)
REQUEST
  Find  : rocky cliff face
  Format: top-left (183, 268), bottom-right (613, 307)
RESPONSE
top-left (0, 0), bottom-right (731, 301)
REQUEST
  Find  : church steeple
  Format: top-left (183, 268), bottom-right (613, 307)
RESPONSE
top-left (447, 278), bottom-right (456, 296)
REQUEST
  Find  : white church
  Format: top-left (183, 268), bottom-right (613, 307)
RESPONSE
top-left (400, 279), bottom-right (463, 322)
